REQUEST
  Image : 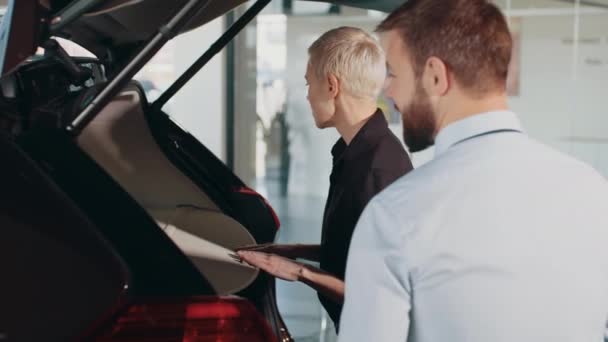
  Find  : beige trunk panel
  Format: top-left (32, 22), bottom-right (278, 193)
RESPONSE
top-left (77, 85), bottom-right (257, 294)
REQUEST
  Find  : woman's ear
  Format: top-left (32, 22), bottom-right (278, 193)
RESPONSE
top-left (327, 74), bottom-right (340, 98)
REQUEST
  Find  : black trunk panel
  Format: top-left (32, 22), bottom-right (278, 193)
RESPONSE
top-left (0, 133), bottom-right (126, 341)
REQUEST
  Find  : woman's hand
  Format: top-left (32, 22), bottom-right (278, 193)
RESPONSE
top-left (235, 243), bottom-right (299, 259)
top-left (237, 250), bottom-right (305, 282)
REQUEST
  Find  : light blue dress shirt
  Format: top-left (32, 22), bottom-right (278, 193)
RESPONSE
top-left (338, 111), bottom-right (608, 342)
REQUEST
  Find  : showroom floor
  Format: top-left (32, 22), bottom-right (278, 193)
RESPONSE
top-left (259, 180), bottom-right (338, 342)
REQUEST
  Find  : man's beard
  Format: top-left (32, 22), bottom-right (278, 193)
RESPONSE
top-left (401, 85), bottom-right (436, 153)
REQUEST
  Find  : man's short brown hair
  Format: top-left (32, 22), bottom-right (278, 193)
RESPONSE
top-left (377, 0), bottom-right (512, 95)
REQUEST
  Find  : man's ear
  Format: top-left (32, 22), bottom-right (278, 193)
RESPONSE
top-left (327, 74), bottom-right (340, 98)
top-left (423, 57), bottom-right (450, 97)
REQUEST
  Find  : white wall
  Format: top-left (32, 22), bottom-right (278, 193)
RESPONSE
top-left (510, 12), bottom-right (608, 175)
top-left (170, 17), bottom-right (227, 161)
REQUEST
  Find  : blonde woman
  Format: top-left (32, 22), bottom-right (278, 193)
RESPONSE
top-left (237, 26), bottom-right (412, 331)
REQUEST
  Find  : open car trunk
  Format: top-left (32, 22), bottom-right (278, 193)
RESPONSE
top-left (0, 0), bottom-right (288, 338)
top-left (6, 73), bottom-right (287, 339)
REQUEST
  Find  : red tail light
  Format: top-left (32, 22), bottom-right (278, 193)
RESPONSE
top-left (235, 186), bottom-right (281, 230)
top-left (91, 296), bottom-right (277, 342)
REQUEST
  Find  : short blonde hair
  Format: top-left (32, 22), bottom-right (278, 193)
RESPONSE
top-left (308, 26), bottom-right (386, 99)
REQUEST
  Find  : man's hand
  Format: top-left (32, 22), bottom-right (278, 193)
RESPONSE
top-left (235, 243), bottom-right (299, 259)
top-left (237, 250), bottom-right (304, 282)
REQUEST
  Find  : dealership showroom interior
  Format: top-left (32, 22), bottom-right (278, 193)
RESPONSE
top-left (2, 0), bottom-right (608, 341)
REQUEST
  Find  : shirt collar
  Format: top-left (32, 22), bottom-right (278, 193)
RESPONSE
top-left (434, 110), bottom-right (524, 157)
top-left (331, 108), bottom-right (389, 163)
